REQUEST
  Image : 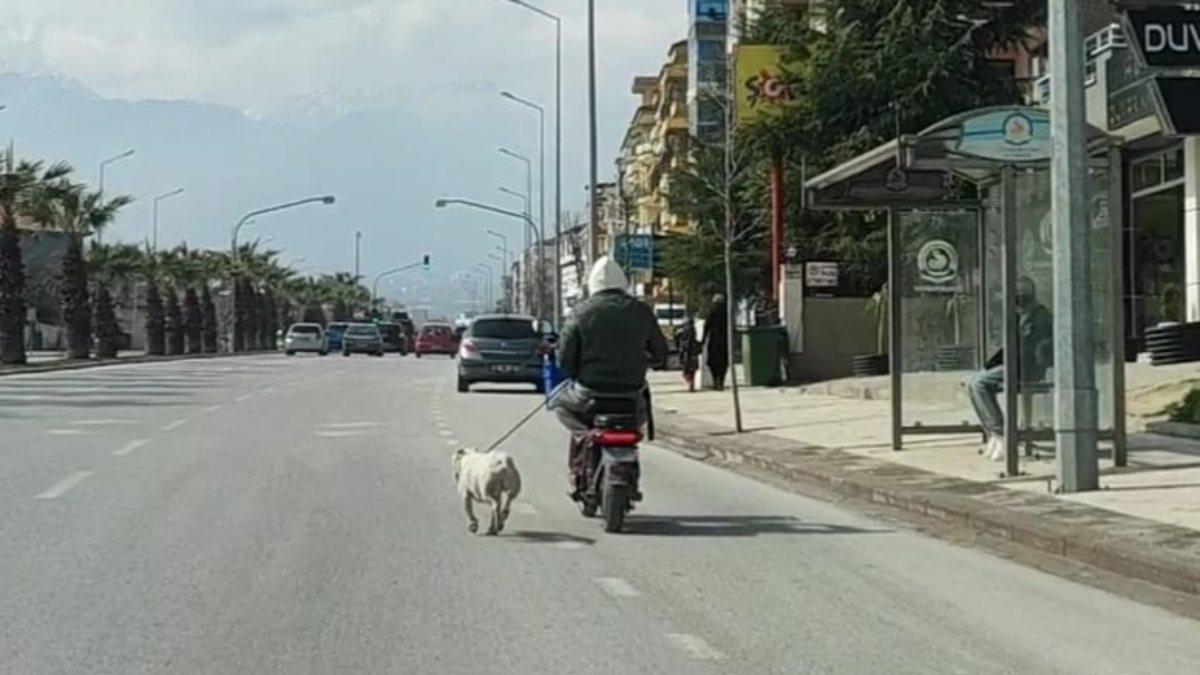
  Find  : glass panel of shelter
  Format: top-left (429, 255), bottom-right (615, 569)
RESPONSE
top-left (893, 165), bottom-right (1118, 474)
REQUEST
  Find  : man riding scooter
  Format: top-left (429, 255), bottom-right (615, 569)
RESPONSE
top-left (552, 256), bottom-right (668, 501)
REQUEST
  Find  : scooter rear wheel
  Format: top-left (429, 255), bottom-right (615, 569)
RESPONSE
top-left (602, 484), bottom-right (630, 533)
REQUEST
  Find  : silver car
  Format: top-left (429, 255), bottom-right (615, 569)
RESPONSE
top-left (284, 323), bottom-right (327, 356)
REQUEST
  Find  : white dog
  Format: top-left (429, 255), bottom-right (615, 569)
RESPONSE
top-left (452, 447), bottom-right (522, 535)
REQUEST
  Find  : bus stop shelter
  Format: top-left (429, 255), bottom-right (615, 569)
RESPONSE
top-left (804, 106), bottom-right (1126, 477)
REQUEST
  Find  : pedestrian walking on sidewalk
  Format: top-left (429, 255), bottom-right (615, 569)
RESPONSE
top-left (703, 294), bottom-right (729, 391)
top-left (675, 318), bottom-right (700, 392)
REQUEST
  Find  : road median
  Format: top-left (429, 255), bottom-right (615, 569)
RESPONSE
top-left (654, 412), bottom-right (1200, 598)
top-left (0, 351), bottom-right (262, 377)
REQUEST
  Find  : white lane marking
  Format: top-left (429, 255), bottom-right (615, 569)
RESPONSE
top-left (667, 634), bottom-right (727, 662)
top-left (112, 439), bottom-right (150, 457)
top-left (234, 394), bottom-right (252, 402)
top-left (554, 541), bottom-right (584, 551)
top-left (47, 429), bottom-right (85, 436)
top-left (445, 439), bottom-right (460, 446)
top-left (262, 387), bottom-right (277, 394)
top-left (161, 419), bottom-right (188, 432)
top-left (593, 577), bottom-right (641, 598)
top-left (34, 470), bottom-right (94, 500)
top-left (512, 503), bottom-right (539, 516)
top-left (319, 422), bottom-right (381, 429)
top-left (202, 404), bottom-right (222, 414)
top-left (316, 430), bottom-right (368, 438)
top-left (70, 418), bottom-right (134, 427)
top-left (438, 429), bottom-right (454, 437)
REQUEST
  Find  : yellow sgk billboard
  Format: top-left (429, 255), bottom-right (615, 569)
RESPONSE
top-left (735, 45), bottom-right (796, 125)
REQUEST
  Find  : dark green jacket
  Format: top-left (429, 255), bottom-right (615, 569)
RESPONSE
top-left (559, 290), bottom-right (669, 392)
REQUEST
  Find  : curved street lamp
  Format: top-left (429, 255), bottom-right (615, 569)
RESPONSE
top-left (151, 187), bottom-right (184, 251)
top-left (231, 195), bottom-right (336, 258)
top-left (500, 0), bottom-right (562, 327)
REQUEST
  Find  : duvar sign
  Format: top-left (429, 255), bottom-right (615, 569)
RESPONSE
top-left (1125, 7), bottom-right (1200, 68)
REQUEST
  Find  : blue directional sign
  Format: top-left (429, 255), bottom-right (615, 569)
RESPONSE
top-left (612, 234), bottom-right (654, 272)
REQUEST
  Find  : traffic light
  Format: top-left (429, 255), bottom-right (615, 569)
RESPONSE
top-left (422, 254), bottom-right (431, 271)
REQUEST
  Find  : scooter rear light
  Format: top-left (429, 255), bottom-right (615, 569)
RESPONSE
top-left (595, 429), bottom-right (643, 446)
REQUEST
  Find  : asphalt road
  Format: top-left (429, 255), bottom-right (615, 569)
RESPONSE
top-left (2, 354), bottom-right (1199, 675)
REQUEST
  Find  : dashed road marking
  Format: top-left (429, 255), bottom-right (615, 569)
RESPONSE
top-left (438, 430), bottom-right (454, 437)
top-left (202, 405), bottom-right (222, 414)
top-left (262, 387), bottom-right (277, 394)
top-left (161, 419), bottom-right (188, 432)
top-left (593, 577), bottom-right (641, 598)
top-left (319, 422), bottom-right (381, 429)
top-left (47, 429), bottom-right (85, 436)
top-left (70, 418), bottom-right (134, 427)
top-left (554, 541), bottom-right (584, 551)
top-left (35, 470), bottom-right (94, 500)
top-left (445, 439), bottom-right (460, 446)
top-left (112, 439), bottom-right (150, 457)
top-left (667, 634), bottom-right (727, 662)
top-left (316, 430), bottom-right (368, 438)
top-left (512, 503), bottom-right (539, 515)
top-left (234, 394), bottom-right (252, 403)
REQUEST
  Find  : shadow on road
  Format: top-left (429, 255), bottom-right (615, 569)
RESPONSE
top-left (467, 387), bottom-right (542, 396)
top-left (505, 530), bottom-right (596, 546)
top-left (623, 515), bottom-right (891, 538)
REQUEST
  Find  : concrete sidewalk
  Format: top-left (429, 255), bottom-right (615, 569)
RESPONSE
top-left (649, 370), bottom-right (1200, 597)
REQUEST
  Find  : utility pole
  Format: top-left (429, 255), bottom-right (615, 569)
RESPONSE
top-left (354, 230), bottom-right (362, 280)
top-left (586, 0), bottom-right (600, 270)
top-left (1049, 0), bottom-right (1098, 492)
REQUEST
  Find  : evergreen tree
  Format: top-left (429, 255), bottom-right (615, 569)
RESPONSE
top-left (183, 287), bottom-right (203, 354)
top-left (145, 281), bottom-right (165, 356)
top-left (164, 286), bottom-right (184, 355)
top-left (0, 222), bottom-right (26, 365)
top-left (94, 285), bottom-right (121, 359)
top-left (200, 285), bottom-right (218, 353)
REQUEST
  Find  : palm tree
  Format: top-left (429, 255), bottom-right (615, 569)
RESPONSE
top-left (0, 156), bottom-right (72, 365)
top-left (37, 182), bottom-right (134, 360)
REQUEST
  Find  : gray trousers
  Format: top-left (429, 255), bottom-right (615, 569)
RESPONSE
top-left (551, 380), bottom-right (647, 433)
top-left (967, 366), bottom-right (1005, 437)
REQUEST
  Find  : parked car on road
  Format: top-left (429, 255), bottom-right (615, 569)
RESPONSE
top-left (342, 323), bottom-right (384, 357)
top-left (415, 322), bottom-right (458, 357)
top-left (325, 322), bottom-right (349, 351)
top-left (284, 323), bottom-right (327, 356)
top-left (456, 314), bottom-right (555, 393)
top-left (377, 322), bottom-right (408, 355)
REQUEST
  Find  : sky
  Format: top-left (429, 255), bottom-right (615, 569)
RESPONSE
top-left (0, 0), bottom-right (689, 314)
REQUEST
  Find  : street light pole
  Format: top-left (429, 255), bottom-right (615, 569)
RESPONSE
top-left (587, 0), bottom-right (600, 269)
top-left (231, 195), bottom-right (337, 257)
top-left (503, 0), bottom-right (562, 328)
top-left (476, 263), bottom-right (495, 311)
top-left (487, 230), bottom-right (510, 311)
top-left (355, 230), bottom-right (362, 281)
top-left (98, 149), bottom-right (135, 245)
top-left (151, 188), bottom-right (184, 251)
top-left (1049, 0), bottom-right (1098, 492)
top-left (499, 147), bottom-right (534, 258)
top-left (501, 91), bottom-right (547, 321)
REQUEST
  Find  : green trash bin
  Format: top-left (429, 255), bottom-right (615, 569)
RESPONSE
top-left (740, 325), bottom-right (785, 386)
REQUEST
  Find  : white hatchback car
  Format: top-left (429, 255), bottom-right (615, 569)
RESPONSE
top-left (284, 323), bottom-right (328, 356)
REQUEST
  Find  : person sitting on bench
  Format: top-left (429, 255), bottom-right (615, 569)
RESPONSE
top-left (968, 276), bottom-right (1053, 461)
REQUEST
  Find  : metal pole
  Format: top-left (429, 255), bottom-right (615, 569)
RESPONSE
top-left (1050, 0), bottom-right (1099, 492)
top-left (723, 37), bottom-right (743, 433)
top-left (355, 231), bottom-right (362, 280)
top-left (586, 0), bottom-right (600, 268)
top-left (554, 18), bottom-right (563, 327)
top-left (152, 199), bottom-right (159, 252)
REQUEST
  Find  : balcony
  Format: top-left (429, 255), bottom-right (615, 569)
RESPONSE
top-left (1031, 23), bottom-right (1123, 106)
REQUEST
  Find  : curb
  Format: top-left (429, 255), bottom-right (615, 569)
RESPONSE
top-left (655, 415), bottom-right (1200, 598)
top-left (0, 351), bottom-right (264, 377)
top-left (1145, 420), bottom-right (1200, 441)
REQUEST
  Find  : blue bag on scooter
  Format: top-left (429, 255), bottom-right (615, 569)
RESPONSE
top-left (542, 354), bottom-right (567, 408)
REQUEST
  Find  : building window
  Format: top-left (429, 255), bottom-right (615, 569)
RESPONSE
top-left (698, 39), bottom-right (724, 62)
top-left (693, 0), bottom-right (728, 23)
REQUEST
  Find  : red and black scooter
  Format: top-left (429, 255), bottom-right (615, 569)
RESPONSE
top-left (573, 389), bottom-right (652, 533)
